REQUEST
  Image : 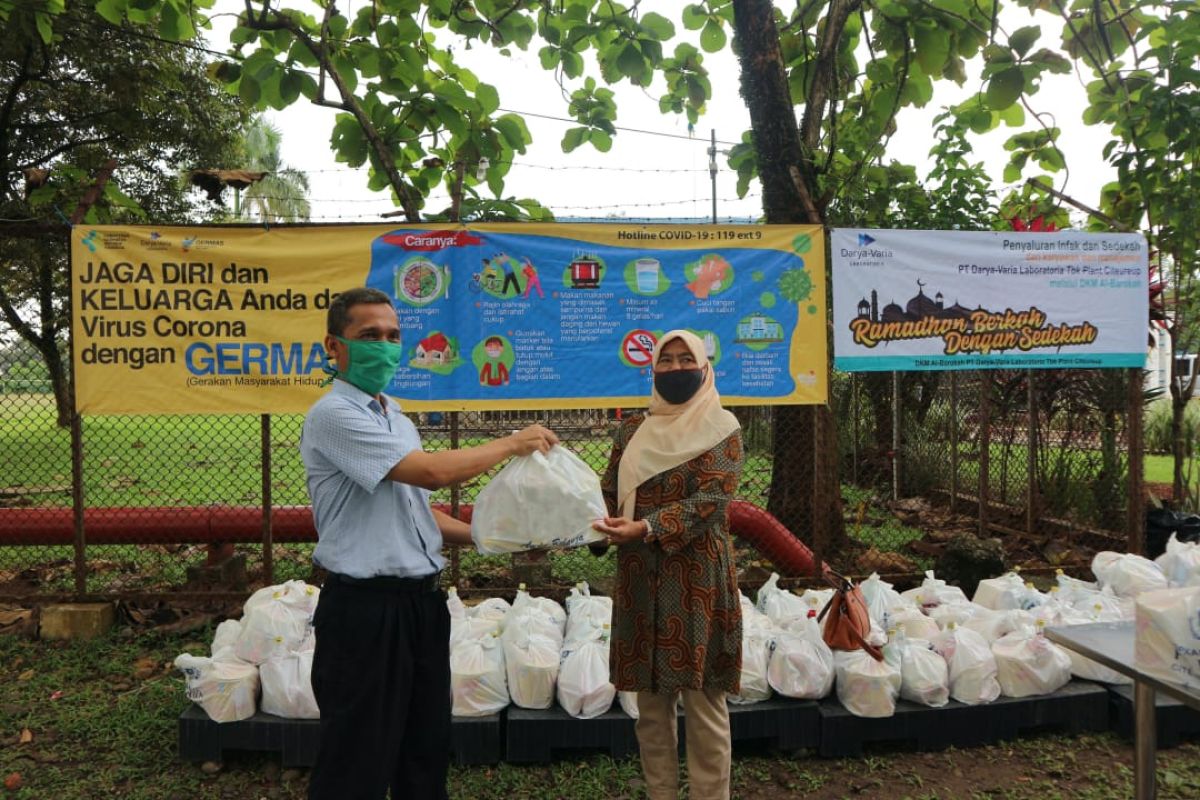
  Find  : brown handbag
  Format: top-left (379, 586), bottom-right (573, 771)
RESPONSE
top-left (817, 567), bottom-right (884, 661)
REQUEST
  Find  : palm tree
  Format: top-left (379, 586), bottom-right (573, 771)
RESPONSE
top-left (238, 117), bottom-right (311, 222)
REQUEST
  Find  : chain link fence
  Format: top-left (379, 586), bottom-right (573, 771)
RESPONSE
top-left (0, 330), bottom-right (1143, 600)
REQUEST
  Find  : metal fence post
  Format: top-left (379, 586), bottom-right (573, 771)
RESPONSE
top-left (70, 411), bottom-right (86, 597)
top-left (979, 372), bottom-right (991, 538)
top-left (891, 371), bottom-right (900, 501)
top-left (261, 413), bottom-right (273, 585)
top-left (1026, 370), bottom-right (1036, 536)
top-left (1128, 367), bottom-right (1145, 554)
top-left (950, 372), bottom-right (958, 514)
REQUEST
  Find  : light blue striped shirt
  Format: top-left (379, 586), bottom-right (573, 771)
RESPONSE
top-left (300, 379), bottom-right (445, 579)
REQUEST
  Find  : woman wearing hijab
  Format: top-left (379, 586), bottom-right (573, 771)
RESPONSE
top-left (592, 329), bottom-right (744, 800)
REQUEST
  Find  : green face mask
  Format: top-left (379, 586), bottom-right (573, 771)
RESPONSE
top-left (332, 336), bottom-right (404, 396)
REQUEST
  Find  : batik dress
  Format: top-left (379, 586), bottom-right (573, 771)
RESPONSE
top-left (600, 414), bottom-right (744, 694)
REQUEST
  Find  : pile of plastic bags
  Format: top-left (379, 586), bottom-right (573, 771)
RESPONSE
top-left (175, 580), bottom-right (320, 723)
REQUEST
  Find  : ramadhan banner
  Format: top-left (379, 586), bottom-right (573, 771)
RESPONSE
top-left (71, 223), bottom-right (826, 414)
top-left (831, 228), bottom-right (1149, 372)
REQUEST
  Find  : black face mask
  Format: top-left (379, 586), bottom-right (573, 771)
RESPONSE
top-left (654, 368), bottom-right (705, 404)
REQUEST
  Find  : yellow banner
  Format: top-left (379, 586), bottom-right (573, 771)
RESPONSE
top-left (71, 223), bottom-right (827, 414)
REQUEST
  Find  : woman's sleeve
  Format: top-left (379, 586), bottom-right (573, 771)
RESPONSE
top-left (640, 431), bottom-right (743, 555)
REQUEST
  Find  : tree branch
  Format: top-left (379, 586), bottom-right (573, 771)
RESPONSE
top-left (243, 4), bottom-right (422, 221)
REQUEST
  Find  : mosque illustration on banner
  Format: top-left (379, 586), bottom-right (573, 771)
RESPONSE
top-left (854, 281), bottom-right (980, 327)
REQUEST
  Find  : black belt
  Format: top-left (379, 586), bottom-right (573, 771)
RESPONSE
top-left (325, 571), bottom-right (442, 593)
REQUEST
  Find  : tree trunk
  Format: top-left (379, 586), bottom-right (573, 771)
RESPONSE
top-left (1172, 385), bottom-right (1187, 503)
top-left (41, 338), bottom-right (71, 428)
top-left (732, 0), bottom-right (848, 558)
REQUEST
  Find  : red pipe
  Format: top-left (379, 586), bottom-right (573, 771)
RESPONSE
top-left (0, 501), bottom-right (816, 574)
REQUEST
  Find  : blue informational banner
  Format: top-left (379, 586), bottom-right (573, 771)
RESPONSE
top-left (366, 223), bottom-right (827, 409)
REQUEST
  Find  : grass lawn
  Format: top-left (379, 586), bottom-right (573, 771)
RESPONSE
top-left (3, 627), bottom-right (1200, 799)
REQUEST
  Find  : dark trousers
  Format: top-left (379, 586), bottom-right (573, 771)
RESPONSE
top-left (307, 579), bottom-right (451, 800)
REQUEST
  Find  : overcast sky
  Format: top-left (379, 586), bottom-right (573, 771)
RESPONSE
top-left (208, 3), bottom-right (1116, 225)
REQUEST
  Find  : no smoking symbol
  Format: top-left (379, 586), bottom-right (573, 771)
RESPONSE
top-left (623, 330), bottom-right (657, 367)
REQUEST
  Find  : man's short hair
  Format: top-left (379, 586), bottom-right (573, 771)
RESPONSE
top-left (327, 287), bottom-right (393, 336)
top-left (484, 336), bottom-right (504, 348)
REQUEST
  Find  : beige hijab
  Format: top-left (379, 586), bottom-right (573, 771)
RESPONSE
top-left (616, 330), bottom-right (741, 518)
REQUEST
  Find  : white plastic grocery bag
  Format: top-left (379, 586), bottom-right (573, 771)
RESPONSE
top-left (210, 619), bottom-right (242, 659)
top-left (729, 625), bottom-right (774, 704)
top-left (767, 617), bottom-right (834, 700)
top-left (557, 630), bottom-right (616, 719)
top-left (175, 653), bottom-right (259, 723)
top-left (502, 629), bottom-right (560, 709)
top-left (1136, 586), bottom-right (1200, 693)
top-left (564, 583), bottom-right (612, 647)
top-left (471, 445), bottom-right (608, 554)
top-left (932, 625), bottom-right (1001, 705)
top-left (1092, 551), bottom-right (1167, 598)
top-left (235, 591), bottom-right (313, 665)
top-left (991, 627), bottom-right (1072, 698)
top-left (450, 633), bottom-right (510, 717)
top-left (1157, 535), bottom-right (1200, 588)
top-left (757, 573), bottom-right (808, 625)
top-left (834, 649), bottom-right (901, 718)
top-left (259, 650), bottom-right (320, 719)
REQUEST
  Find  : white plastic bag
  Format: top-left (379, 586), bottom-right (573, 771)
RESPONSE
top-left (757, 573), bottom-right (808, 625)
top-left (175, 653), bottom-right (259, 723)
top-left (506, 588), bottom-right (566, 645)
top-left (557, 630), bottom-right (615, 719)
top-left (1092, 551), bottom-right (1167, 598)
top-left (469, 597), bottom-right (512, 622)
top-left (259, 650), bottom-right (319, 719)
top-left (564, 583), bottom-right (612, 646)
top-left (932, 625), bottom-right (1000, 705)
top-left (888, 632), bottom-right (949, 708)
top-left (730, 626), bottom-right (773, 704)
top-left (619, 691), bottom-right (640, 718)
top-left (834, 650), bottom-right (901, 718)
top-left (502, 629), bottom-right (560, 709)
top-left (888, 606), bottom-right (941, 641)
top-left (962, 608), bottom-right (1034, 644)
top-left (211, 619), bottom-right (242, 659)
top-left (471, 445), bottom-right (608, 553)
top-left (767, 617), bottom-right (834, 699)
top-left (900, 570), bottom-right (969, 609)
top-left (861, 572), bottom-right (904, 630)
top-left (973, 573), bottom-right (1044, 611)
top-left (235, 589), bottom-right (314, 665)
top-left (1136, 586), bottom-right (1200, 693)
top-left (1157, 534), bottom-right (1200, 587)
top-left (451, 632), bottom-right (509, 717)
top-left (992, 627), bottom-right (1072, 698)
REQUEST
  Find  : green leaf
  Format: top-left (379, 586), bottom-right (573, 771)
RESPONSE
top-left (332, 54), bottom-right (359, 93)
top-left (464, 84), bottom-right (496, 120)
top-left (1009, 25), bottom-right (1040, 58)
top-left (561, 126), bottom-right (587, 153)
top-left (914, 26), bottom-right (951, 77)
top-left (998, 102), bottom-right (1025, 127)
top-left (589, 129), bottom-right (613, 152)
top-left (494, 114), bottom-right (530, 150)
top-left (682, 3), bottom-right (707, 31)
top-left (238, 74), bottom-right (261, 106)
top-left (983, 44), bottom-right (1014, 64)
top-left (700, 19), bottom-right (726, 52)
top-left (94, 0), bottom-right (125, 25)
top-left (34, 11), bottom-right (52, 42)
top-left (985, 66), bottom-right (1024, 109)
top-left (640, 11), bottom-right (674, 40)
top-left (331, 114), bottom-right (370, 165)
top-left (616, 42), bottom-right (644, 77)
top-left (279, 70), bottom-right (303, 105)
top-left (538, 45), bottom-right (561, 70)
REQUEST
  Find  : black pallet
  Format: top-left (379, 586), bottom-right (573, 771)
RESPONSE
top-left (505, 703), bottom-right (640, 763)
top-left (1109, 685), bottom-right (1200, 748)
top-left (818, 680), bottom-right (1109, 758)
top-left (177, 706), bottom-right (502, 766)
top-left (728, 697), bottom-right (821, 752)
top-left (178, 706), bottom-right (320, 767)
